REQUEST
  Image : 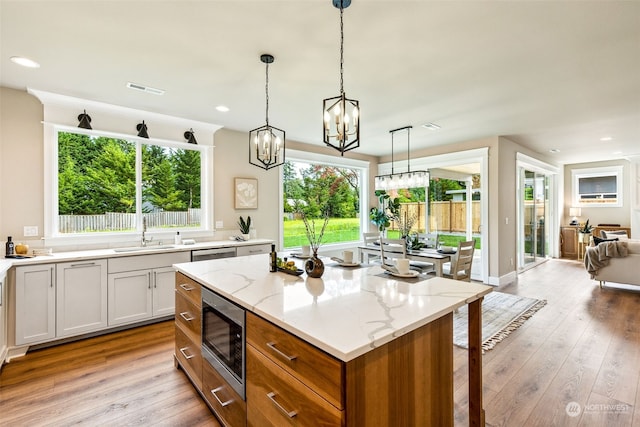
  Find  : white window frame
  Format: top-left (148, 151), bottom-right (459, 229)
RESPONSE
top-left (280, 149), bottom-right (370, 251)
top-left (44, 124), bottom-right (213, 245)
top-left (572, 166), bottom-right (623, 208)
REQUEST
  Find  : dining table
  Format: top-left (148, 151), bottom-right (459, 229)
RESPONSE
top-left (357, 244), bottom-right (454, 277)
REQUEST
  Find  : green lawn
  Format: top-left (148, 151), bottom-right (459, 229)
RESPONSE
top-left (283, 218), bottom-right (481, 249)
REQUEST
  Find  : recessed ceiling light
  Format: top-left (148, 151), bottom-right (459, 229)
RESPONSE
top-left (549, 149), bottom-right (560, 153)
top-left (421, 122), bottom-right (441, 130)
top-left (600, 136), bottom-right (613, 141)
top-left (10, 56), bottom-right (40, 68)
top-left (126, 82), bottom-right (164, 95)
top-left (216, 105), bottom-right (230, 112)
top-left (613, 151), bottom-right (623, 155)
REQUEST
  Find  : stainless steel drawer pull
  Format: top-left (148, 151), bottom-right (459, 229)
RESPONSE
top-left (267, 392), bottom-right (297, 418)
top-left (179, 311), bottom-right (195, 322)
top-left (179, 283), bottom-right (195, 291)
top-left (179, 347), bottom-right (194, 360)
top-left (266, 342), bottom-right (297, 361)
top-left (211, 386), bottom-right (234, 407)
top-left (70, 262), bottom-right (96, 268)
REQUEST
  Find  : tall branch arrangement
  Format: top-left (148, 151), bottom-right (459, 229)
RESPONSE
top-left (299, 209), bottom-right (330, 251)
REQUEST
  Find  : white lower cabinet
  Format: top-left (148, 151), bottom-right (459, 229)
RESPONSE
top-left (107, 251), bottom-right (190, 326)
top-left (56, 260), bottom-right (108, 337)
top-left (15, 264), bottom-right (56, 345)
top-left (1, 270), bottom-right (8, 363)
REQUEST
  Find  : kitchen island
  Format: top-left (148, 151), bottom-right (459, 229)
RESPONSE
top-left (174, 254), bottom-right (491, 426)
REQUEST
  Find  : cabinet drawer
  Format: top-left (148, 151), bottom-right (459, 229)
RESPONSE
top-left (236, 244), bottom-right (270, 257)
top-left (175, 292), bottom-right (201, 341)
top-left (109, 251), bottom-right (190, 273)
top-left (246, 312), bottom-right (343, 409)
top-left (202, 360), bottom-right (247, 427)
top-left (175, 324), bottom-right (202, 390)
top-left (175, 272), bottom-right (202, 308)
top-left (247, 345), bottom-right (343, 427)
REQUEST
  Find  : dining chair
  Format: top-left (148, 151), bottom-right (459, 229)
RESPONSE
top-left (442, 240), bottom-right (475, 281)
top-left (361, 232), bottom-right (381, 263)
top-left (379, 238), bottom-right (407, 267)
top-left (418, 232), bottom-right (439, 249)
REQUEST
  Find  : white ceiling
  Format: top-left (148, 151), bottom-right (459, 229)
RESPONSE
top-left (1, 0), bottom-right (639, 165)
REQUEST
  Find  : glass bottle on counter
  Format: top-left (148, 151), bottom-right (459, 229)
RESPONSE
top-left (6, 236), bottom-right (15, 256)
top-left (270, 244), bottom-right (277, 272)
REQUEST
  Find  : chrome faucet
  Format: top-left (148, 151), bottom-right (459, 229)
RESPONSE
top-left (141, 216), bottom-right (153, 247)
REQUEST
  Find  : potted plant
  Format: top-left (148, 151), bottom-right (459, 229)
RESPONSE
top-left (578, 219), bottom-right (593, 243)
top-left (369, 190), bottom-right (401, 235)
top-left (238, 215), bottom-right (251, 240)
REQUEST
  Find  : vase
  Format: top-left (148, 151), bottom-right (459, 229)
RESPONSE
top-left (304, 249), bottom-right (324, 278)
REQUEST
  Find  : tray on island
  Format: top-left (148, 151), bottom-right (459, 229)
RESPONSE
top-left (277, 267), bottom-right (304, 276)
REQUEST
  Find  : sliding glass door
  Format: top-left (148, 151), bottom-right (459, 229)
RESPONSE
top-left (519, 167), bottom-right (552, 269)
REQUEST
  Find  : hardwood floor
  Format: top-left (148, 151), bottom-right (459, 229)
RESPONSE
top-left (0, 321), bottom-right (218, 426)
top-left (454, 259), bottom-right (640, 427)
top-left (1, 259), bottom-right (637, 426)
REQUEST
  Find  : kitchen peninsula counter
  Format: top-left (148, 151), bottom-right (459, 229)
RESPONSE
top-left (174, 254), bottom-right (491, 426)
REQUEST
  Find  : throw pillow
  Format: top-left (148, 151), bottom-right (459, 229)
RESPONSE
top-left (593, 236), bottom-right (619, 246)
top-left (601, 230), bottom-right (628, 239)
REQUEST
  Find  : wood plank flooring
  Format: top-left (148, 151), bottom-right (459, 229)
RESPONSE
top-left (1, 259), bottom-right (638, 426)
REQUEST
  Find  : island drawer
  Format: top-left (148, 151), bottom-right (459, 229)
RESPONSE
top-left (175, 291), bottom-right (201, 341)
top-left (246, 312), bottom-right (343, 409)
top-left (202, 359), bottom-right (247, 427)
top-left (175, 324), bottom-right (202, 390)
top-left (247, 344), bottom-right (343, 427)
top-left (236, 244), bottom-right (271, 257)
top-left (175, 272), bottom-right (202, 307)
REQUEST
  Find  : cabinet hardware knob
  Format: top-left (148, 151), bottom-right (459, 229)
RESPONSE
top-left (179, 311), bottom-right (195, 322)
top-left (266, 342), bottom-right (297, 362)
top-left (179, 346), bottom-right (194, 359)
top-left (267, 391), bottom-right (297, 418)
top-left (211, 386), bottom-right (234, 407)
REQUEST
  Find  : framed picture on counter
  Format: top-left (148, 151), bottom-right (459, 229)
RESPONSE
top-left (234, 177), bottom-right (258, 209)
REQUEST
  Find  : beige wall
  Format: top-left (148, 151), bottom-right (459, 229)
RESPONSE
top-left (0, 87), bottom-right (379, 253)
top-left (563, 159), bottom-right (631, 228)
top-left (0, 87), bottom-right (44, 242)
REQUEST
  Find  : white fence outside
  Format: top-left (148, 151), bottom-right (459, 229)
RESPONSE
top-left (59, 209), bottom-right (201, 233)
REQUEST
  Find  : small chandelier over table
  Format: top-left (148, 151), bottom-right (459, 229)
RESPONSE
top-left (249, 54), bottom-right (285, 170)
top-left (323, 0), bottom-right (360, 156)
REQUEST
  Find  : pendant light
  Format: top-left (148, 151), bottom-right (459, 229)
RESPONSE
top-left (249, 54), bottom-right (285, 170)
top-left (323, 0), bottom-right (360, 156)
top-left (375, 126), bottom-right (430, 190)
top-left (136, 121), bottom-right (149, 138)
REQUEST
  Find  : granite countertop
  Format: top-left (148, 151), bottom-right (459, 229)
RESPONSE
top-left (174, 254), bottom-right (492, 362)
top-left (0, 239), bottom-right (273, 274)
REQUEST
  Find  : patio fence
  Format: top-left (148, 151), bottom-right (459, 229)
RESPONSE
top-left (59, 209), bottom-right (201, 233)
top-left (390, 201), bottom-right (481, 234)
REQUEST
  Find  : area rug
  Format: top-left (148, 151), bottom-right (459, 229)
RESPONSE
top-left (453, 291), bottom-right (547, 352)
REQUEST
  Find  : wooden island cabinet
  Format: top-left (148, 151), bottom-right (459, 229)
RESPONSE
top-left (174, 255), bottom-right (491, 427)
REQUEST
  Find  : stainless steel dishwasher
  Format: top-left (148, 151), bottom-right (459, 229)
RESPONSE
top-left (191, 247), bottom-right (236, 262)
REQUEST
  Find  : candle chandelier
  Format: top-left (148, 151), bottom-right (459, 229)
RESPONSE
top-left (323, 0), bottom-right (360, 156)
top-left (375, 126), bottom-right (430, 190)
top-left (249, 54), bottom-right (285, 170)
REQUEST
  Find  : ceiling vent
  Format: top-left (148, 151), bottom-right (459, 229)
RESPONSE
top-left (126, 82), bottom-right (165, 95)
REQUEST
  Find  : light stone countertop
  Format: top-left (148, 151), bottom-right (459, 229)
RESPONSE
top-left (174, 254), bottom-right (492, 362)
top-left (0, 239), bottom-right (273, 275)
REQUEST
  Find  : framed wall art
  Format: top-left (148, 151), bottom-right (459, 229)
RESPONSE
top-left (234, 177), bottom-right (258, 209)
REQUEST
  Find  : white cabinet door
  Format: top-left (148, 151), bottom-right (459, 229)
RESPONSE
top-left (56, 260), bottom-right (108, 337)
top-left (15, 264), bottom-right (56, 345)
top-left (0, 271), bottom-right (7, 362)
top-left (152, 266), bottom-right (176, 317)
top-left (108, 270), bottom-right (152, 326)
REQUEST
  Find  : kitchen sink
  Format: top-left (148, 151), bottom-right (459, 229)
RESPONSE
top-left (113, 245), bottom-right (176, 253)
